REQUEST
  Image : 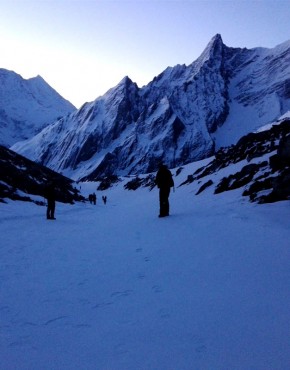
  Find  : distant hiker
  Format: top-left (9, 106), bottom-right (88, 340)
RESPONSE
top-left (45, 182), bottom-right (56, 220)
top-left (155, 164), bottom-right (174, 217)
top-left (92, 193), bottom-right (97, 205)
top-left (89, 194), bottom-right (93, 204)
top-left (102, 195), bottom-right (107, 205)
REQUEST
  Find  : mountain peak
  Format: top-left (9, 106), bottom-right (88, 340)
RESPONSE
top-left (117, 75), bottom-right (135, 87)
top-left (210, 33), bottom-right (223, 45)
top-left (29, 74), bottom-right (46, 84)
top-left (198, 33), bottom-right (225, 63)
top-left (0, 69), bottom-right (76, 147)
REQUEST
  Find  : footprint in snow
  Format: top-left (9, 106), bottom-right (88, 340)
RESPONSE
top-left (44, 316), bottom-right (68, 326)
top-left (92, 302), bottom-right (113, 309)
top-left (152, 285), bottom-right (163, 293)
top-left (159, 308), bottom-right (170, 319)
top-left (111, 290), bottom-right (133, 298)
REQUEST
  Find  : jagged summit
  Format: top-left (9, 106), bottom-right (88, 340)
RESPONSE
top-left (28, 74), bottom-right (46, 82)
top-left (118, 75), bottom-right (134, 85)
top-left (9, 35), bottom-right (290, 180)
top-left (107, 76), bottom-right (134, 91)
top-left (204, 33), bottom-right (224, 52)
top-left (195, 33), bottom-right (225, 66)
top-left (105, 75), bottom-right (138, 96)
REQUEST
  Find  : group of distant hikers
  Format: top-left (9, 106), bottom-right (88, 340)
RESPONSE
top-left (88, 193), bottom-right (107, 205)
top-left (44, 163), bottom-right (174, 220)
top-left (88, 193), bottom-right (97, 205)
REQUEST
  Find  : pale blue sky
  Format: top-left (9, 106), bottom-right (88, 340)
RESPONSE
top-left (1, 0), bottom-right (289, 107)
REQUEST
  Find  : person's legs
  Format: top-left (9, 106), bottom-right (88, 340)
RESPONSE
top-left (47, 199), bottom-right (56, 219)
top-left (50, 200), bottom-right (56, 219)
top-left (46, 203), bottom-right (51, 219)
top-left (164, 188), bottom-right (170, 216)
top-left (159, 188), bottom-right (170, 217)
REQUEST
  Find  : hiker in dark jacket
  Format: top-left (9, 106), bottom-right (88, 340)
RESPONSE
top-left (45, 182), bottom-right (56, 220)
top-left (155, 164), bottom-right (174, 217)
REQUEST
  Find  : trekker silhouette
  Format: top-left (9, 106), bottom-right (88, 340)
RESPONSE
top-left (45, 182), bottom-right (56, 220)
top-left (155, 164), bottom-right (174, 217)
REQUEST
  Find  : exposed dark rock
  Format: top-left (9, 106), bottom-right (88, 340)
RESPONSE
top-left (214, 164), bottom-right (261, 194)
top-left (182, 120), bottom-right (289, 183)
top-left (81, 152), bottom-right (118, 181)
top-left (0, 145), bottom-right (84, 204)
top-left (256, 133), bottom-right (290, 202)
top-left (272, 168), bottom-right (290, 200)
top-left (179, 120), bottom-right (290, 203)
top-left (175, 167), bottom-right (184, 176)
top-left (76, 133), bottom-right (101, 163)
top-left (277, 134), bottom-right (290, 162)
top-left (179, 174), bottom-right (194, 186)
top-left (124, 175), bottom-right (156, 191)
top-left (196, 180), bottom-right (214, 195)
top-left (97, 175), bottom-right (120, 191)
top-left (269, 154), bottom-right (282, 172)
top-left (243, 177), bottom-right (274, 200)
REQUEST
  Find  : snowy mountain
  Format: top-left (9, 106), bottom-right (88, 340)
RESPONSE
top-left (3, 116), bottom-right (289, 205)
top-left (0, 69), bottom-right (76, 147)
top-left (11, 34), bottom-right (290, 180)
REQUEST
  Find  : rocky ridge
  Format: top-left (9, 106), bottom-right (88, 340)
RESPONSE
top-left (11, 35), bottom-right (290, 181)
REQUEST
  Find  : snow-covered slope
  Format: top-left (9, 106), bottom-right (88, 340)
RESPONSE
top-left (0, 69), bottom-right (76, 146)
top-left (1, 158), bottom-right (290, 369)
top-left (12, 35), bottom-right (290, 180)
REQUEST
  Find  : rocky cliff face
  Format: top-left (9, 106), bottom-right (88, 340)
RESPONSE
top-left (179, 118), bottom-right (290, 203)
top-left (11, 35), bottom-right (290, 180)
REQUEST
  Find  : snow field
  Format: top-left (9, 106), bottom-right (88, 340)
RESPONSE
top-left (0, 177), bottom-right (290, 369)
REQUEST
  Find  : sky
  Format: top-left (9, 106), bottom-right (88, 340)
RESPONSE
top-left (1, 0), bottom-right (290, 108)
